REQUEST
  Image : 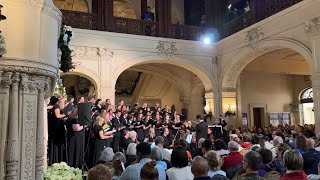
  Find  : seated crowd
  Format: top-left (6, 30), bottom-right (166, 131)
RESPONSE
top-left (47, 95), bottom-right (320, 180)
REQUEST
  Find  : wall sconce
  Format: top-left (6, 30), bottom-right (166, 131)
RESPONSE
top-left (225, 104), bottom-right (236, 117)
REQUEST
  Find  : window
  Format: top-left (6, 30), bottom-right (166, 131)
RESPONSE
top-left (300, 87), bottom-right (313, 103)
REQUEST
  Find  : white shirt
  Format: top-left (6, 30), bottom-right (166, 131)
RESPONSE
top-left (167, 166), bottom-right (193, 180)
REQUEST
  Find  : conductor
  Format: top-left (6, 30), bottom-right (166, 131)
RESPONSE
top-left (195, 114), bottom-right (208, 142)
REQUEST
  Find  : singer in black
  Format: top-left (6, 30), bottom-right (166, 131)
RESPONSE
top-left (111, 109), bottom-right (124, 152)
top-left (195, 114), bottom-right (208, 142)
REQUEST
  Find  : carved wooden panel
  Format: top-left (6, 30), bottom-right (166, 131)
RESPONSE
top-left (172, 24), bottom-right (202, 41)
top-left (61, 10), bottom-right (97, 30)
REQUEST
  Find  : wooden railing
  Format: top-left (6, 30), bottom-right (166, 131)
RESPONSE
top-left (113, 17), bottom-right (159, 37)
top-left (61, 10), bottom-right (98, 30)
top-left (172, 24), bottom-right (203, 40)
top-left (222, 0), bottom-right (303, 38)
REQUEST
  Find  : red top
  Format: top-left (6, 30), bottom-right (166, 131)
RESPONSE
top-left (280, 171), bottom-right (307, 180)
top-left (222, 152), bottom-right (243, 170)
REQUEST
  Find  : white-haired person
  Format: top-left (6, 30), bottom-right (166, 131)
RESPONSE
top-left (125, 143), bottom-right (137, 167)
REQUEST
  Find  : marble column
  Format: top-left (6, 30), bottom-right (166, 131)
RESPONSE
top-left (306, 16), bottom-right (320, 135)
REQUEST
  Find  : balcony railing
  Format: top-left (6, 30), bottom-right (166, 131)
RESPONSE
top-left (222, 0), bottom-right (303, 38)
top-left (172, 24), bottom-right (203, 40)
top-left (113, 17), bottom-right (159, 37)
top-left (61, 10), bottom-right (98, 30)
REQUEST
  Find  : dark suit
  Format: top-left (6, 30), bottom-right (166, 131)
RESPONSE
top-left (196, 121), bottom-right (208, 142)
top-left (111, 116), bottom-right (122, 152)
top-left (303, 148), bottom-right (320, 174)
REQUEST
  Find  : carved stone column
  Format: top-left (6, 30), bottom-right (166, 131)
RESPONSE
top-left (6, 72), bottom-right (19, 180)
top-left (306, 16), bottom-right (320, 135)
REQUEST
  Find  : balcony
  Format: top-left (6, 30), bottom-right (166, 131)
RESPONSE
top-left (60, 0), bottom-right (303, 41)
top-left (222, 0), bottom-right (303, 38)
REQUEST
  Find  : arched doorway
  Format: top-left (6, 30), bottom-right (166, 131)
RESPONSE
top-left (222, 43), bottom-right (313, 128)
top-left (115, 62), bottom-right (208, 121)
top-left (300, 87), bottom-right (314, 124)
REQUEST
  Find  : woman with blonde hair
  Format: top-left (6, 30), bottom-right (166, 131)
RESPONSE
top-left (206, 151), bottom-right (226, 178)
top-left (280, 150), bottom-right (307, 180)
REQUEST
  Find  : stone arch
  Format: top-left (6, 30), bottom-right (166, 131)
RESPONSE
top-left (61, 66), bottom-right (100, 97)
top-left (222, 38), bottom-right (313, 89)
top-left (112, 55), bottom-right (214, 93)
top-left (53, 0), bottom-right (89, 12)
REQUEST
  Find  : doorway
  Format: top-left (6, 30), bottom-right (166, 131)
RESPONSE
top-left (253, 108), bottom-right (264, 129)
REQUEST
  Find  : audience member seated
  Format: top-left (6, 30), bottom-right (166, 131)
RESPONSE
top-left (280, 150), bottom-right (307, 180)
top-left (128, 131), bottom-right (138, 144)
top-left (222, 141), bottom-right (243, 178)
top-left (120, 142), bottom-right (166, 180)
top-left (307, 162), bottom-right (320, 180)
top-left (214, 139), bottom-right (229, 157)
top-left (140, 161), bottom-right (159, 180)
top-left (112, 152), bottom-right (126, 180)
top-left (240, 135), bottom-right (252, 155)
top-left (266, 143), bottom-right (291, 175)
top-left (154, 136), bottom-right (171, 161)
top-left (201, 139), bottom-right (213, 157)
top-left (125, 143), bottom-right (137, 167)
top-left (250, 135), bottom-right (263, 150)
top-left (234, 151), bottom-right (265, 180)
top-left (303, 138), bottom-right (320, 175)
top-left (88, 164), bottom-right (112, 180)
top-left (151, 147), bottom-right (167, 169)
top-left (174, 139), bottom-right (192, 160)
top-left (99, 147), bottom-right (115, 169)
top-left (271, 136), bottom-right (283, 158)
top-left (257, 148), bottom-right (273, 176)
top-left (296, 135), bottom-right (307, 154)
top-left (167, 145), bottom-right (194, 180)
top-left (206, 151), bottom-right (226, 178)
top-left (191, 156), bottom-right (211, 180)
top-left (191, 138), bottom-right (205, 158)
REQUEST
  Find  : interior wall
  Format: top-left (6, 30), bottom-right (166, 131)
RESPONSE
top-left (114, 0), bottom-right (138, 19)
top-left (53, 0), bottom-right (89, 12)
top-left (172, 0), bottom-right (185, 24)
top-left (240, 71), bottom-right (311, 125)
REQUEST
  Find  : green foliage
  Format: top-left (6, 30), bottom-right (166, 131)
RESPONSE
top-left (58, 25), bottom-right (73, 73)
top-left (54, 78), bottom-right (67, 98)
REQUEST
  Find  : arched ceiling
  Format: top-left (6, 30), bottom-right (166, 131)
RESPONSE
top-left (53, 0), bottom-right (89, 12)
top-left (243, 48), bottom-right (310, 75)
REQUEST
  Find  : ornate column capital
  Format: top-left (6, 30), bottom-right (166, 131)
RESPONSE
top-left (180, 96), bottom-right (191, 107)
top-left (0, 71), bottom-right (13, 92)
top-left (305, 16), bottom-right (320, 37)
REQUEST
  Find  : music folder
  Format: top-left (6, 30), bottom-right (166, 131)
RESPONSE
top-left (208, 125), bottom-right (223, 136)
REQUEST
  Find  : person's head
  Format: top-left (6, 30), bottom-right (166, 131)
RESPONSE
top-left (146, 6), bottom-right (151, 12)
top-left (283, 150), bottom-right (304, 171)
top-left (242, 151), bottom-right (262, 173)
top-left (191, 156), bottom-right (209, 178)
top-left (202, 139), bottom-right (213, 156)
top-left (88, 164), bottom-right (112, 180)
top-left (136, 142), bottom-right (151, 160)
top-left (206, 151), bottom-right (222, 170)
top-left (112, 152), bottom-right (126, 176)
top-left (140, 161), bottom-right (159, 180)
top-left (126, 143), bottom-right (137, 156)
top-left (129, 131), bottom-right (137, 140)
top-left (174, 138), bottom-right (188, 149)
top-left (214, 118), bottom-right (220, 125)
top-left (257, 148), bottom-right (273, 164)
top-left (196, 114), bottom-right (204, 122)
top-left (88, 95), bottom-right (95, 103)
top-left (115, 109), bottom-right (122, 117)
top-left (296, 135), bottom-right (307, 151)
top-left (123, 130), bottom-right (129, 138)
top-left (276, 143), bottom-right (291, 157)
top-left (214, 139), bottom-right (227, 151)
top-left (96, 116), bottom-right (105, 125)
top-left (118, 100), bottom-right (124, 106)
top-left (294, 125), bottom-right (303, 134)
top-left (67, 95), bottom-right (74, 103)
top-left (149, 128), bottom-right (155, 136)
top-left (96, 99), bottom-right (102, 105)
top-left (151, 147), bottom-right (163, 161)
top-left (78, 96), bottom-right (85, 103)
top-left (306, 138), bottom-right (316, 150)
top-left (273, 136), bottom-right (283, 147)
top-left (154, 136), bottom-right (164, 148)
top-left (197, 138), bottom-right (205, 148)
top-left (228, 141), bottom-right (239, 152)
top-left (99, 147), bottom-right (114, 163)
top-left (171, 145), bottom-right (188, 168)
top-left (105, 99), bottom-right (111, 105)
top-left (163, 127), bottom-right (169, 136)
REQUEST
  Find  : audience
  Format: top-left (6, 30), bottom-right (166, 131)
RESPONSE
top-left (191, 156), bottom-right (210, 180)
top-left (236, 151), bottom-right (265, 180)
top-left (112, 152), bottom-right (126, 180)
top-left (167, 146), bottom-right (194, 180)
top-left (140, 161), bottom-right (159, 180)
top-left (206, 151), bottom-right (226, 178)
top-left (222, 141), bottom-right (243, 178)
top-left (88, 164), bottom-right (112, 180)
top-left (120, 142), bottom-right (166, 180)
top-left (303, 138), bottom-right (320, 175)
top-left (151, 147), bottom-right (167, 169)
top-left (201, 139), bottom-right (213, 157)
top-left (307, 162), bottom-right (320, 180)
top-left (154, 136), bottom-right (171, 161)
top-left (266, 143), bottom-right (291, 175)
top-left (257, 148), bottom-right (273, 176)
top-left (296, 135), bottom-right (307, 154)
top-left (125, 143), bottom-right (137, 167)
top-left (280, 150), bottom-right (307, 180)
top-left (214, 139), bottom-right (229, 157)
